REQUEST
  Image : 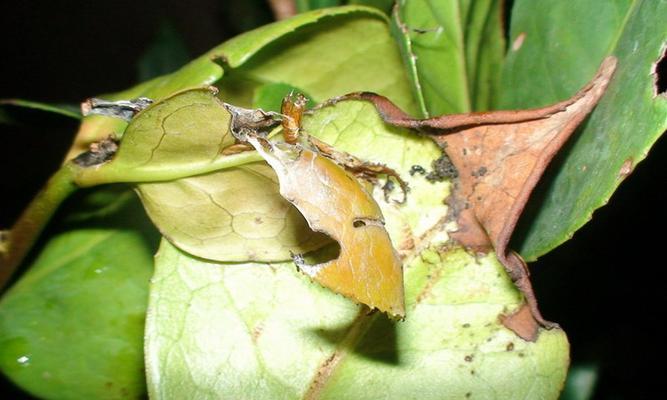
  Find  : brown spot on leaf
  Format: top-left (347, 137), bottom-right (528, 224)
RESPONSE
top-left (618, 158), bottom-right (634, 179)
top-left (252, 324), bottom-right (264, 342)
top-left (471, 166), bottom-right (487, 177)
top-left (506, 342), bottom-right (515, 351)
top-left (464, 355), bottom-right (473, 362)
top-left (512, 32), bottom-right (526, 51)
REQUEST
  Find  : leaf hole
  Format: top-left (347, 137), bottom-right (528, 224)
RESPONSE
top-left (653, 44), bottom-right (667, 97)
top-left (352, 218), bottom-right (384, 228)
top-left (294, 241), bottom-right (341, 272)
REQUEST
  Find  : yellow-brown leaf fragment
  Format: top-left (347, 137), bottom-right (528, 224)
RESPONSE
top-left (248, 136), bottom-right (405, 318)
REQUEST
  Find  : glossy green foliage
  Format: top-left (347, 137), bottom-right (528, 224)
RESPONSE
top-left (391, 0), bottom-right (505, 116)
top-left (0, 188), bottom-right (158, 399)
top-left (499, 0), bottom-right (667, 260)
top-left (217, 8), bottom-right (417, 114)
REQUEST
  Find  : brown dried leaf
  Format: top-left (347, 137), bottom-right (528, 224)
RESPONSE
top-left (323, 57), bottom-right (617, 336)
top-left (247, 136), bottom-right (405, 318)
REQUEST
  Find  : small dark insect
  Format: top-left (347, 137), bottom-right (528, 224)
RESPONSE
top-left (409, 165), bottom-right (426, 176)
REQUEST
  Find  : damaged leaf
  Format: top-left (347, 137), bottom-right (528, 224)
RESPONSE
top-left (80, 88), bottom-right (324, 262)
top-left (331, 57), bottom-right (616, 336)
top-left (76, 88), bottom-right (241, 185)
top-left (500, 0), bottom-right (667, 260)
top-left (302, 99), bottom-right (450, 258)
top-left (145, 239), bottom-right (568, 399)
top-left (248, 137), bottom-right (405, 317)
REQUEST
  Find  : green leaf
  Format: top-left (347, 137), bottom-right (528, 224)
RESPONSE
top-left (67, 6), bottom-right (387, 159)
top-left (217, 7), bottom-right (417, 114)
top-left (0, 188), bottom-right (158, 400)
top-left (560, 364), bottom-right (598, 400)
top-left (498, 0), bottom-right (667, 260)
top-left (0, 99), bottom-right (80, 122)
top-left (146, 240), bottom-right (568, 399)
top-left (253, 82), bottom-right (315, 112)
top-left (295, 0), bottom-right (393, 14)
top-left (138, 163), bottom-right (329, 262)
top-left (349, 0), bottom-right (393, 14)
top-left (75, 88), bottom-right (263, 186)
top-left (296, 0), bottom-right (342, 13)
top-left (391, 0), bottom-right (505, 116)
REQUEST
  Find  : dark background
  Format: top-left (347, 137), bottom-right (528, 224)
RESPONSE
top-left (1, 1), bottom-right (665, 399)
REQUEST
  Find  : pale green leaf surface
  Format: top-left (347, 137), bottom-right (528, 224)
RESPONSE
top-left (0, 191), bottom-right (157, 400)
top-left (392, 0), bottom-right (505, 116)
top-left (138, 163), bottom-right (328, 262)
top-left (499, 0), bottom-right (667, 260)
top-left (146, 240), bottom-right (568, 399)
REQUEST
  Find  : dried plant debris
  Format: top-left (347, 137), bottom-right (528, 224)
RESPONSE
top-left (320, 57), bottom-right (617, 340)
top-left (81, 97), bottom-right (153, 121)
top-left (72, 136), bottom-right (119, 167)
top-left (223, 103), bottom-right (282, 142)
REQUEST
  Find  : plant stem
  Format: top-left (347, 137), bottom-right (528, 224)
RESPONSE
top-left (0, 165), bottom-right (78, 290)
